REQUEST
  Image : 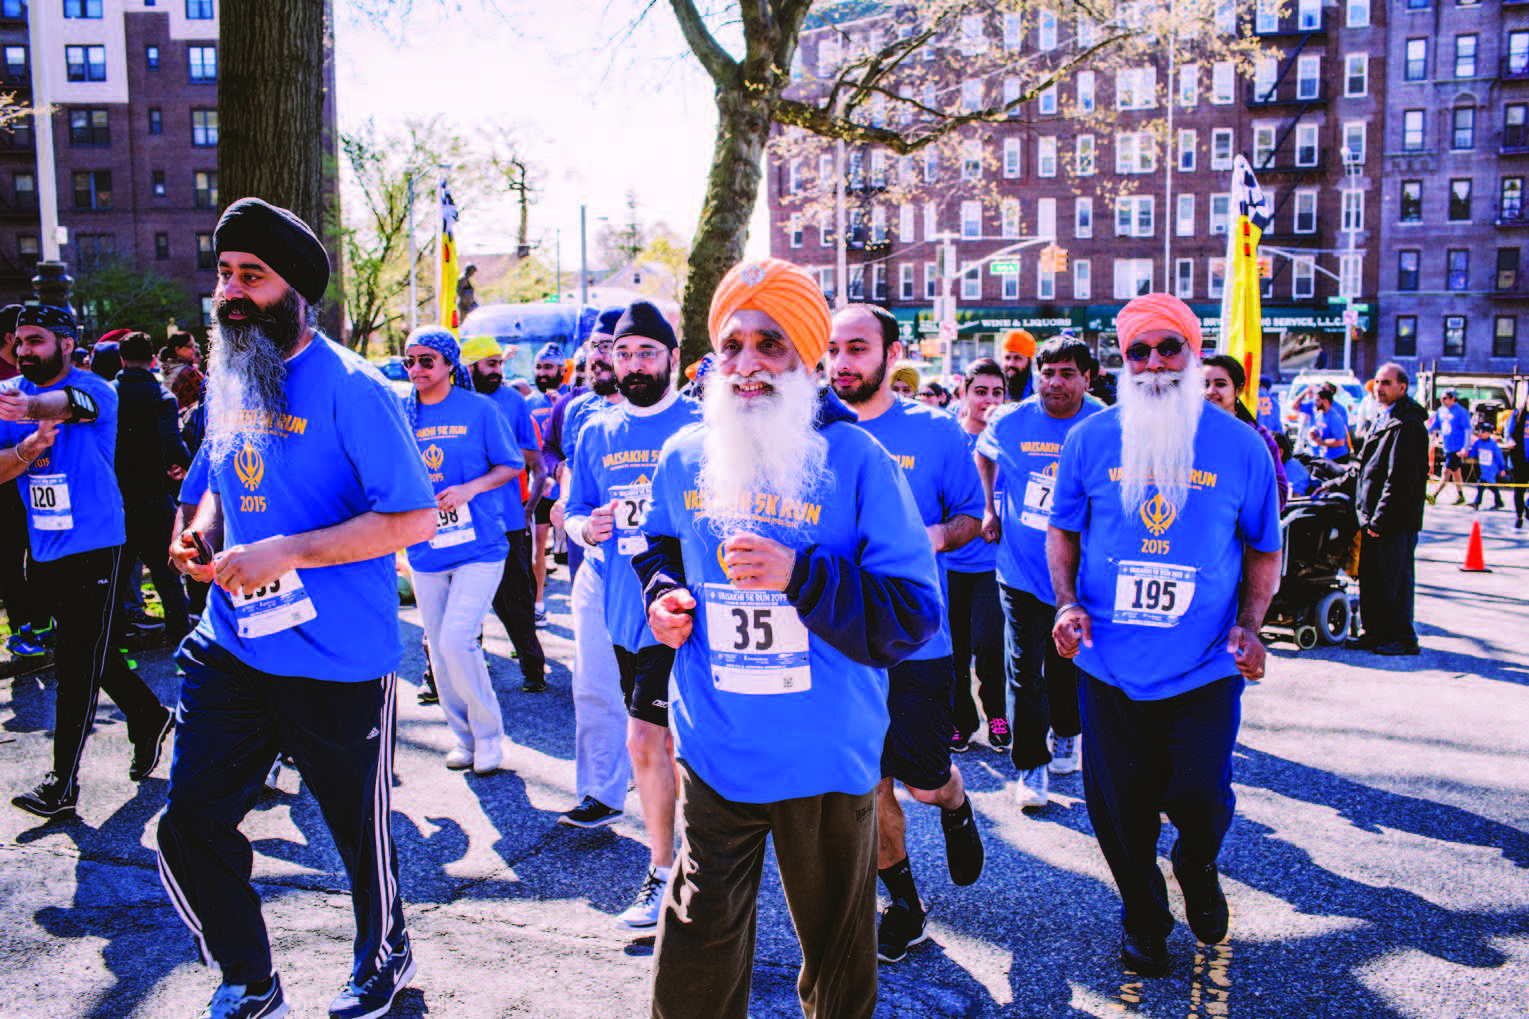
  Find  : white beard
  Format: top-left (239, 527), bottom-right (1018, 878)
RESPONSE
top-left (700, 367), bottom-right (831, 536)
top-left (1116, 359), bottom-right (1205, 514)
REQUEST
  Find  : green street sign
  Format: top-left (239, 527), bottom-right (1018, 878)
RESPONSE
top-left (989, 260), bottom-right (1020, 274)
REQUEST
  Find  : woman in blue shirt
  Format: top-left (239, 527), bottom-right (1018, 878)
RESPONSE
top-left (403, 328), bottom-right (524, 775)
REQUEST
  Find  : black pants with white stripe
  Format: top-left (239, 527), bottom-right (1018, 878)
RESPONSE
top-left (29, 543), bottom-right (164, 797)
top-left (157, 633), bottom-right (404, 987)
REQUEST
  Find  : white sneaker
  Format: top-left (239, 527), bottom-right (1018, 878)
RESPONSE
top-left (1049, 733), bottom-right (1081, 775)
top-left (264, 759), bottom-right (283, 790)
top-left (473, 740), bottom-right (504, 775)
top-left (1015, 765), bottom-right (1049, 808)
top-left (616, 865), bottom-right (670, 930)
top-left (445, 747), bottom-right (473, 770)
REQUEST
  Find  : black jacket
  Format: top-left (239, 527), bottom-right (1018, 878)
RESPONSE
top-left (1351, 394), bottom-right (1429, 535)
top-left (114, 366), bottom-right (193, 502)
top-left (1508, 407), bottom-right (1529, 471)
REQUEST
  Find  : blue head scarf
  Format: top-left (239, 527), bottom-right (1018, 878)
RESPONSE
top-left (405, 326), bottom-right (473, 429)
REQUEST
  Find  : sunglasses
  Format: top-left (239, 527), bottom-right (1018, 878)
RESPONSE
top-left (1123, 336), bottom-right (1186, 362)
top-left (402, 355), bottom-right (438, 369)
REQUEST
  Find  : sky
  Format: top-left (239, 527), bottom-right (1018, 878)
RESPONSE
top-left (333, 0), bottom-right (770, 265)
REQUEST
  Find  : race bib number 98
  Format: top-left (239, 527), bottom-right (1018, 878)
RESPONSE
top-left (1112, 561), bottom-right (1197, 628)
top-left (703, 584), bottom-right (811, 694)
top-left (429, 502), bottom-right (476, 549)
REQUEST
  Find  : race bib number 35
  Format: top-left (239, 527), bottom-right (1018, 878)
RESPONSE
top-left (233, 569), bottom-right (318, 639)
top-left (1112, 561), bottom-right (1197, 628)
top-left (429, 502), bottom-right (476, 549)
top-left (28, 473), bottom-right (73, 531)
top-left (612, 482), bottom-right (653, 557)
top-left (702, 584), bottom-right (811, 695)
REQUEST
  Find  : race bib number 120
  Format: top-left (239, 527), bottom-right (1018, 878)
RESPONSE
top-left (703, 584), bottom-right (811, 694)
top-left (1112, 561), bottom-right (1197, 628)
top-left (28, 473), bottom-right (73, 531)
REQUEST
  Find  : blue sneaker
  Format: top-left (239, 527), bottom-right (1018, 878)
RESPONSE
top-left (198, 975), bottom-right (289, 1018)
top-left (7, 632), bottom-right (47, 658)
top-left (329, 939), bottom-right (417, 1019)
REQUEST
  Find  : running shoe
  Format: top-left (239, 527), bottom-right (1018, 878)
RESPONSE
top-left (522, 675), bottom-right (547, 693)
top-left (129, 705), bottom-right (174, 781)
top-left (987, 716), bottom-right (1012, 752)
top-left (616, 865), bottom-right (670, 930)
top-left (534, 608), bottom-right (548, 629)
top-left (11, 773), bottom-right (77, 819)
top-left (950, 728), bottom-right (971, 753)
top-left (198, 975), bottom-right (289, 1019)
top-left (6, 631), bottom-right (47, 658)
top-left (941, 797), bottom-right (984, 886)
top-left (1049, 732), bottom-right (1081, 775)
top-left (1014, 765), bottom-right (1049, 809)
top-left (417, 662), bottom-right (438, 706)
top-left (329, 938), bottom-right (416, 1019)
top-left (876, 899), bottom-right (928, 963)
top-left (558, 795), bottom-right (623, 828)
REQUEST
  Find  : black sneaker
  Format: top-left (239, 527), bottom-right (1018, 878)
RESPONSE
top-left (940, 796), bottom-right (984, 887)
top-left (1120, 931), bottom-right (1170, 976)
top-left (12, 773), bottom-right (77, 819)
top-left (199, 974), bottom-right (289, 1018)
top-left (876, 899), bottom-right (929, 963)
top-left (522, 675), bottom-right (548, 693)
top-left (1374, 641), bottom-right (1421, 656)
top-left (558, 795), bottom-right (623, 828)
top-left (987, 717), bottom-right (1012, 752)
top-left (1172, 840), bottom-right (1229, 944)
top-left (950, 728), bottom-right (970, 753)
top-left (129, 705), bottom-right (174, 781)
top-left (417, 663), bottom-right (439, 705)
top-left (329, 937), bottom-right (415, 1019)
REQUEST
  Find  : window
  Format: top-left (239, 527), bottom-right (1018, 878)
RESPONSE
top-left (1114, 132), bottom-right (1156, 174)
top-left (1253, 125), bottom-right (1275, 168)
top-left (152, 169), bottom-right (166, 197)
top-left (847, 265), bottom-right (864, 301)
top-left (1075, 197), bottom-right (1093, 238)
top-left (0, 0), bottom-right (24, 15)
top-left (68, 109), bottom-right (109, 146)
top-left (1341, 190), bottom-right (1364, 233)
top-left (1495, 316), bottom-right (1516, 357)
top-left (872, 264), bottom-right (886, 302)
top-left (1179, 65), bottom-right (1198, 107)
top-left (1447, 249), bottom-right (1469, 290)
top-left (900, 264), bottom-right (914, 301)
top-left (962, 266), bottom-right (981, 300)
top-left (1074, 259), bottom-right (1091, 300)
top-left (1293, 258), bottom-right (1315, 299)
top-left (1037, 197), bottom-right (1056, 240)
top-left (13, 171), bottom-right (34, 212)
top-left (1003, 12), bottom-right (1022, 50)
top-left (1347, 0), bottom-right (1369, 27)
top-left (1038, 85), bottom-right (1058, 116)
top-left (1212, 62), bottom-right (1233, 104)
top-left (3, 45), bottom-right (25, 80)
top-left (1210, 129), bottom-right (1233, 170)
top-left (1404, 39), bottom-right (1426, 82)
top-left (999, 267), bottom-right (1018, 300)
top-left (1449, 178), bottom-right (1472, 221)
top-left (1210, 194), bottom-right (1231, 234)
top-left (1115, 196), bottom-right (1155, 238)
top-left (1209, 259), bottom-right (1227, 299)
top-left (898, 204), bottom-right (914, 242)
top-left (1443, 316), bottom-right (1466, 357)
top-left (1116, 66), bottom-right (1157, 110)
top-left (1503, 178), bottom-right (1525, 222)
top-left (1038, 137), bottom-right (1057, 177)
top-left (75, 233), bottom-right (115, 271)
top-left (1077, 135), bottom-right (1095, 175)
top-left (961, 140), bottom-right (982, 181)
top-left (788, 214), bottom-right (803, 248)
top-left (6, 114), bottom-right (28, 149)
top-left (1113, 258), bottom-right (1154, 299)
top-left (923, 202), bottom-right (936, 241)
top-left (189, 46), bottom-right (217, 82)
top-left (1398, 250), bottom-right (1420, 290)
top-left (1257, 0), bottom-right (1278, 32)
top-left (1299, 0), bottom-right (1320, 29)
top-left (1175, 259), bottom-right (1193, 298)
top-left (1508, 104), bottom-right (1529, 150)
top-left (1403, 110), bottom-right (1424, 151)
top-left (1176, 194), bottom-right (1195, 236)
top-left (1253, 57), bottom-right (1277, 102)
top-left (1510, 33), bottom-right (1529, 79)
top-left (18, 234), bottom-right (37, 268)
top-left (961, 200), bottom-right (982, 239)
top-left (1077, 15), bottom-right (1098, 48)
top-left (187, 0), bottom-right (214, 17)
top-left (1297, 56), bottom-right (1321, 100)
top-left (925, 262), bottom-right (938, 299)
top-left (870, 206), bottom-right (886, 245)
top-left (1452, 107), bottom-right (1475, 150)
top-left (1002, 76), bottom-right (1021, 113)
top-left (1294, 190), bottom-right (1318, 233)
top-left (1395, 316), bottom-right (1418, 357)
top-left (73, 170), bottom-right (112, 210)
top-left (148, 107), bottom-right (162, 135)
top-left (1343, 122), bottom-right (1366, 164)
top-left (1455, 35), bottom-right (1477, 79)
top-left (1037, 263), bottom-right (1055, 301)
top-left (1039, 11), bottom-right (1058, 50)
top-left (185, 108), bottom-right (220, 148)
top-left (1001, 199), bottom-right (1020, 239)
top-left (1345, 54), bottom-right (1367, 97)
top-left (155, 233), bottom-right (170, 260)
top-left (869, 150), bottom-right (886, 187)
top-left (1077, 71), bottom-right (1095, 113)
top-left (924, 149), bottom-right (939, 183)
top-left (1401, 181), bottom-right (1423, 222)
top-left (146, 45), bottom-right (160, 70)
top-left (1002, 138), bottom-right (1020, 179)
top-left (64, 0), bottom-right (103, 17)
top-left (1178, 130), bottom-right (1196, 171)
top-left (961, 79), bottom-right (983, 114)
top-left (65, 45), bottom-right (107, 82)
top-left (960, 13), bottom-right (986, 54)
top-left (193, 170), bottom-right (217, 210)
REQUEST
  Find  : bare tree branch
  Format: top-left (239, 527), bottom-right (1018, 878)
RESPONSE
top-left (667, 0), bottom-right (737, 84)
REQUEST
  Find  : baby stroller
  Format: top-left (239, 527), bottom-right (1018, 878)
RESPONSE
top-left (1266, 457), bottom-right (1361, 649)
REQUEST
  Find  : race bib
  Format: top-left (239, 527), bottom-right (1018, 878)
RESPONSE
top-left (232, 569), bottom-right (317, 639)
top-left (612, 481), bottom-right (653, 557)
top-left (703, 584), bottom-right (811, 695)
top-left (1112, 561), bottom-right (1197, 628)
top-left (1020, 471), bottom-right (1054, 530)
top-left (28, 473), bottom-right (72, 531)
top-left (429, 502), bottom-right (476, 549)
top-left (1480, 450), bottom-right (1495, 467)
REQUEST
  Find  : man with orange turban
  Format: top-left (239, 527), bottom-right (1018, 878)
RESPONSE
top-left (1046, 292), bottom-right (1281, 977)
top-left (1001, 328), bottom-right (1037, 401)
top-left (634, 258), bottom-right (944, 1019)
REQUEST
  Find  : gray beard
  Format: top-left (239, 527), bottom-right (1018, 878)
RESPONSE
top-left (1116, 360), bottom-right (1205, 514)
top-left (203, 319), bottom-right (291, 464)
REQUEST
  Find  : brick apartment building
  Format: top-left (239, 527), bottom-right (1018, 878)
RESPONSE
top-left (767, 1), bottom-right (1390, 379)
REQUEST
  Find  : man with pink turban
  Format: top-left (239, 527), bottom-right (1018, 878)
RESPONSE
top-left (1046, 292), bottom-right (1282, 977)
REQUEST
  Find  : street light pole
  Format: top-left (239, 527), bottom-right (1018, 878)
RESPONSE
top-left (1340, 146), bottom-right (1360, 372)
top-left (580, 205), bottom-right (589, 306)
top-left (407, 175), bottom-right (418, 333)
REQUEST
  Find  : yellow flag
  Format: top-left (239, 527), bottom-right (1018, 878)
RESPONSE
top-left (438, 179), bottom-right (460, 333)
top-left (1220, 156), bottom-right (1272, 415)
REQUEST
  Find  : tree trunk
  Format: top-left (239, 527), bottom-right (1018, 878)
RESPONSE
top-left (679, 85), bottom-right (778, 367)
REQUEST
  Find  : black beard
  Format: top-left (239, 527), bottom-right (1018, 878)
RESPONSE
top-left (618, 370), bottom-right (668, 408)
top-left (18, 345), bottom-right (65, 384)
top-left (472, 369), bottom-right (502, 394)
top-left (214, 289), bottom-right (304, 354)
top-left (831, 354), bottom-right (889, 406)
top-left (591, 371), bottom-right (618, 397)
top-left (534, 373), bottom-right (559, 392)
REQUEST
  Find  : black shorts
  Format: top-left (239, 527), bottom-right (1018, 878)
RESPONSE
top-left (881, 655), bottom-right (955, 791)
top-left (614, 643), bottom-right (674, 727)
top-left (1444, 451), bottom-right (1465, 473)
top-left (534, 496), bottom-right (555, 526)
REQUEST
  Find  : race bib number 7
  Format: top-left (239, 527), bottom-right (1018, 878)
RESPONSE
top-left (1112, 561), bottom-right (1197, 628)
top-left (703, 584), bottom-right (811, 694)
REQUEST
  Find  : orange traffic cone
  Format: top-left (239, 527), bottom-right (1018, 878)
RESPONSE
top-left (1461, 520), bottom-right (1492, 573)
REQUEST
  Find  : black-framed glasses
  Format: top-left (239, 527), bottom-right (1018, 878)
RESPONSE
top-left (1123, 336), bottom-right (1186, 362)
top-left (402, 355), bottom-right (438, 369)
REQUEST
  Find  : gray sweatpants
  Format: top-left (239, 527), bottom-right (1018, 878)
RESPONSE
top-left (572, 561), bottom-right (630, 808)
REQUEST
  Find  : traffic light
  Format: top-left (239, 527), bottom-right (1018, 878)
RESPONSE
top-left (1038, 248), bottom-right (1053, 273)
top-left (1052, 246), bottom-right (1068, 272)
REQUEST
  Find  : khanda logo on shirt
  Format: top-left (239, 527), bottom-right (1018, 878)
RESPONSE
top-left (421, 444), bottom-right (445, 472)
top-left (1140, 492), bottom-right (1177, 536)
top-left (234, 442), bottom-right (264, 491)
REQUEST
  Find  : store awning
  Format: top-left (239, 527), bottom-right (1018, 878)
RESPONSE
top-left (908, 306), bottom-right (1088, 336)
top-left (1085, 303), bottom-right (1371, 336)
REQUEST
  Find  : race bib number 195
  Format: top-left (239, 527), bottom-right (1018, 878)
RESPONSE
top-left (1112, 561), bottom-right (1197, 628)
top-left (702, 584), bottom-right (811, 694)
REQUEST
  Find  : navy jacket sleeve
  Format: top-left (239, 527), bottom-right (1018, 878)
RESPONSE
top-left (158, 387), bottom-right (193, 471)
top-left (780, 545), bottom-right (943, 669)
top-left (635, 534), bottom-right (687, 607)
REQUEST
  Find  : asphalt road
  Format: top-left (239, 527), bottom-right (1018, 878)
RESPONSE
top-left (1, 502), bottom-right (1526, 1018)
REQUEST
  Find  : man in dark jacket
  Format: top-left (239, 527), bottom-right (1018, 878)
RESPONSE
top-left (1343, 362), bottom-right (1429, 656)
top-left (114, 331), bottom-right (194, 641)
top-left (1508, 403), bottom-right (1529, 530)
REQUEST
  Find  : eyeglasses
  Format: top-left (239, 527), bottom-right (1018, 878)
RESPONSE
top-left (1123, 336), bottom-right (1186, 363)
top-left (918, 390), bottom-right (937, 399)
top-left (590, 340), bottom-right (614, 355)
top-left (612, 348), bottom-right (666, 364)
top-left (402, 355), bottom-right (438, 369)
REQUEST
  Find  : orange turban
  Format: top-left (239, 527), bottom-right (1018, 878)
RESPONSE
top-left (686, 358), bottom-right (703, 380)
top-left (707, 258), bottom-right (831, 369)
top-left (1001, 329), bottom-right (1036, 357)
top-left (1115, 293), bottom-right (1204, 354)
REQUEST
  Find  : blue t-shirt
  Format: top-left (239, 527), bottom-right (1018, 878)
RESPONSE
top-left (561, 391), bottom-right (620, 577)
top-left (853, 397), bottom-right (983, 659)
top-left (1469, 437), bottom-right (1504, 482)
top-left (198, 336), bottom-right (437, 682)
top-left (943, 427), bottom-right (997, 573)
top-left (1311, 403), bottom-right (1349, 459)
top-left (527, 387), bottom-right (567, 414)
top-left (529, 399), bottom-right (558, 501)
top-left (1049, 404), bottom-right (1282, 701)
top-left (1429, 402), bottom-right (1471, 454)
top-left (1256, 391), bottom-right (1281, 435)
top-left (482, 384), bottom-right (539, 532)
top-left (179, 442), bottom-right (211, 506)
top-left (568, 393), bottom-right (701, 651)
top-left (642, 418), bottom-right (940, 802)
top-left (406, 387), bottom-right (523, 573)
top-left (1284, 456), bottom-right (1311, 496)
top-left (0, 368), bottom-right (125, 562)
top-left (976, 396), bottom-right (1103, 602)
